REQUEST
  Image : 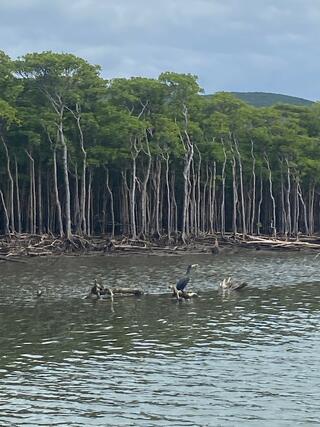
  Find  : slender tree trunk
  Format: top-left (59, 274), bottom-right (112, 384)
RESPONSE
top-left (285, 159), bottom-right (292, 236)
top-left (14, 156), bottom-right (21, 234)
top-left (59, 123), bottom-right (72, 239)
top-left (164, 153), bottom-right (171, 239)
top-left (52, 146), bottom-right (63, 238)
top-left (231, 155), bottom-right (238, 235)
top-left (38, 160), bottom-right (43, 234)
top-left (250, 141), bottom-right (256, 235)
top-left (234, 138), bottom-right (246, 237)
top-left (154, 157), bottom-right (162, 237)
top-left (130, 138), bottom-right (140, 240)
top-left (257, 169), bottom-right (263, 235)
top-left (87, 169), bottom-right (92, 236)
top-left (106, 168), bottom-right (115, 238)
top-left (0, 189), bottom-right (10, 236)
top-left (181, 106), bottom-right (194, 242)
top-left (171, 171), bottom-right (178, 235)
top-left (221, 141), bottom-right (227, 236)
top-left (25, 150), bottom-right (36, 234)
top-left (202, 163), bottom-right (209, 233)
top-left (2, 137), bottom-right (15, 233)
top-left (309, 183), bottom-right (315, 235)
top-left (121, 170), bottom-right (130, 235)
top-left (73, 164), bottom-right (81, 233)
top-left (265, 155), bottom-right (276, 238)
top-left (297, 182), bottom-right (309, 235)
top-left (141, 139), bottom-right (152, 237)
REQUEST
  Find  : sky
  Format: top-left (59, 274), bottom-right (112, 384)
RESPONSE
top-left (1, 0), bottom-right (320, 100)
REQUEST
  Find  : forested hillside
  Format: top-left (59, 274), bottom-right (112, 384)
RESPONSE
top-left (1, 50), bottom-right (320, 241)
top-left (230, 92), bottom-right (313, 107)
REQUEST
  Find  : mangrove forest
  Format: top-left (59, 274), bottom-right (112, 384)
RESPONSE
top-left (1, 50), bottom-right (320, 243)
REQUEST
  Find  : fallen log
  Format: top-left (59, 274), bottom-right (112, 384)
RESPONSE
top-left (107, 287), bottom-right (144, 296)
top-left (0, 255), bottom-right (26, 263)
top-left (86, 283), bottom-right (144, 299)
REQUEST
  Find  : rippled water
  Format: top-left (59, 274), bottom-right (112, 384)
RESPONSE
top-left (0, 250), bottom-right (320, 426)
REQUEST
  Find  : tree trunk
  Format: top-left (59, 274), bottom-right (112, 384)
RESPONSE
top-left (0, 189), bottom-right (10, 236)
top-left (265, 155), bottom-right (276, 238)
top-left (38, 160), bottom-right (43, 234)
top-left (106, 168), bottom-right (115, 238)
top-left (2, 137), bottom-right (15, 233)
top-left (220, 140), bottom-right (227, 236)
top-left (231, 155), bottom-right (238, 235)
top-left (14, 156), bottom-right (21, 234)
top-left (52, 145), bottom-right (64, 238)
top-left (250, 141), bottom-right (256, 235)
top-left (234, 138), bottom-right (246, 237)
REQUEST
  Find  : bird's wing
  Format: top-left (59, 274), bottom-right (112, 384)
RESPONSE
top-left (176, 276), bottom-right (189, 291)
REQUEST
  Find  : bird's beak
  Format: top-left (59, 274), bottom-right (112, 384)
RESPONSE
top-left (191, 264), bottom-right (199, 268)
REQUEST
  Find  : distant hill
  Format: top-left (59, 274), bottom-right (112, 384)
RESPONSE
top-left (230, 92), bottom-right (314, 107)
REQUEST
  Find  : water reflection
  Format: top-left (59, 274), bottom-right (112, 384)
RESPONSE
top-left (0, 251), bottom-right (320, 425)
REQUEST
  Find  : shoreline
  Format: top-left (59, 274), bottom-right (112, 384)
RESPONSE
top-left (1, 233), bottom-right (320, 260)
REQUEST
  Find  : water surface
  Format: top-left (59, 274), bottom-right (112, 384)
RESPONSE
top-left (0, 250), bottom-right (319, 426)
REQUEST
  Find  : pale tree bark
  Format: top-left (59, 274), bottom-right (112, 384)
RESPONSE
top-left (47, 132), bottom-right (64, 238)
top-left (130, 138), bottom-right (141, 240)
top-left (73, 163), bottom-right (81, 233)
top-left (1, 137), bottom-right (15, 233)
top-left (231, 154), bottom-right (238, 235)
top-left (171, 171), bottom-right (178, 235)
top-left (46, 93), bottom-right (72, 239)
top-left (154, 157), bottom-right (162, 237)
top-left (162, 151), bottom-right (171, 239)
top-left (180, 105), bottom-right (194, 243)
top-left (308, 183), bottom-right (315, 235)
top-left (25, 150), bottom-right (36, 234)
top-left (211, 161), bottom-right (217, 233)
top-left (234, 138), bottom-right (246, 237)
top-left (297, 181), bottom-right (309, 235)
top-left (257, 169), bottom-right (263, 235)
top-left (106, 168), bottom-right (115, 238)
top-left (67, 104), bottom-right (87, 235)
top-left (195, 144), bottom-right (202, 236)
top-left (250, 140), bottom-right (256, 235)
top-left (208, 167), bottom-right (212, 233)
top-left (87, 169), bottom-right (92, 236)
top-left (38, 160), bottom-right (43, 234)
top-left (202, 163), bottom-right (209, 233)
top-left (280, 165), bottom-right (286, 235)
top-left (220, 140), bottom-right (227, 236)
top-left (141, 135), bottom-right (152, 237)
top-left (265, 155), bottom-right (276, 238)
top-left (14, 156), bottom-right (21, 234)
top-left (0, 189), bottom-right (10, 236)
top-left (285, 159), bottom-right (292, 236)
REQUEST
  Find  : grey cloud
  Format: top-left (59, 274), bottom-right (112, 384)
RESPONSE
top-left (1, 0), bottom-right (320, 99)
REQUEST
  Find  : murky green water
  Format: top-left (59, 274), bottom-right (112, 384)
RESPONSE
top-left (0, 251), bottom-right (320, 426)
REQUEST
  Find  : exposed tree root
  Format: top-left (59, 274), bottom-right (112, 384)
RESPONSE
top-left (1, 232), bottom-right (320, 259)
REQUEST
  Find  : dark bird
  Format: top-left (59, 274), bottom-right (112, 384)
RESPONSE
top-left (90, 279), bottom-right (106, 299)
top-left (176, 264), bottom-right (199, 291)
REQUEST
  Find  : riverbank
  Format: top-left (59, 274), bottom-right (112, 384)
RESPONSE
top-left (1, 232), bottom-right (320, 260)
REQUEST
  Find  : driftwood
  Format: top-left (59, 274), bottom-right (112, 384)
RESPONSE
top-left (0, 254), bottom-right (26, 263)
top-left (87, 281), bottom-right (144, 299)
top-left (169, 285), bottom-right (198, 301)
top-left (1, 232), bottom-right (320, 258)
top-left (219, 277), bottom-right (248, 292)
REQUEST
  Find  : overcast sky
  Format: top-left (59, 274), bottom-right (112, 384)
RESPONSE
top-left (1, 0), bottom-right (320, 99)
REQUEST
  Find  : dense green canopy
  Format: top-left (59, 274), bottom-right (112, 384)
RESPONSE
top-left (1, 50), bottom-right (320, 239)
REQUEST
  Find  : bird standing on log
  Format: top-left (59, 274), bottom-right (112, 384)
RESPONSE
top-left (176, 264), bottom-right (199, 292)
